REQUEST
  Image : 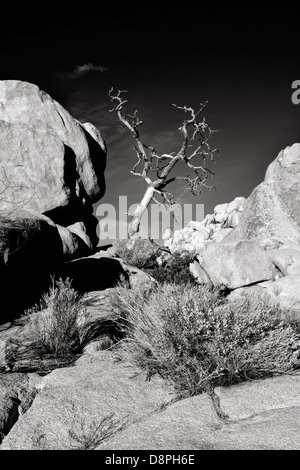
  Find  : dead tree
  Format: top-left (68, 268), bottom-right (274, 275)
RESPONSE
top-left (109, 88), bottom-right (218, 239)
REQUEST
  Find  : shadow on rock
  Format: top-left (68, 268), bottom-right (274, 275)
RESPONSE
top-left (58, 257), bottom-right (128, 293)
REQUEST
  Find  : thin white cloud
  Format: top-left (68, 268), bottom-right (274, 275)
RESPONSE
top-left (69, 63), bottom-right (109, 79)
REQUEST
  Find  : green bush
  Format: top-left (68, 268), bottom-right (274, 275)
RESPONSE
top-left (111, 284), bottom-right (299, 398)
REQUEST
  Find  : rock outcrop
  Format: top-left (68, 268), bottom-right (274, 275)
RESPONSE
top-left (0, 80), bottom-right (109, 320)
top-left (163, 144), bottom-right (300, 312)
top-left (0, 373), bottom-right (41, 442)
top-left (0, 80), bottom-right (106, 251)
top-left (225, 144), bottom-right (300, 250)
top-left (0, 350), bottom-right (175, 450)
top-left (98, 373), bottom-right (300, 450)
top-left (163, 196), bottom-right (246, 255)
top-left (58, 250), bottom-right (156, 293)
top-left (1, 347), bottom-right (300, 450)
top-left (196, 240), bottom-right (275, 290)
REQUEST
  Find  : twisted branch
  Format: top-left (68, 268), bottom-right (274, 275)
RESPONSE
top-left (108, 87), bottom-right (218, 237)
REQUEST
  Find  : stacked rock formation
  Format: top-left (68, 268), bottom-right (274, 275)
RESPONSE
top-left (0, 80), bottom-right (107, 318)
top-left (164, 144), bottom-right (300, 311)
top-left (0, 80), bottom-right (106, 254)
top-left (163, 196), bottom-right (246, 255)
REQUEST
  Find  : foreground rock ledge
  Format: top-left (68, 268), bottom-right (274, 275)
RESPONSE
top-left (1, 348), bottom-right (300, 450)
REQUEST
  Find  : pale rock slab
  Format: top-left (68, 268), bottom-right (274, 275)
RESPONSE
top-left (197, 240), bottom-right (274, 289)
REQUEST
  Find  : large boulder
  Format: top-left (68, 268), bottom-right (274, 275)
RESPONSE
top-left (56, 222), bottom-right (95, 260)
top-left (196, 240), bottom-right (275, 290)
top-left (225, 145), bottom-right (300, 250)
top-left (0, 80), bottom-right (106, 247)
top-left (57, 251), bottom-right (156, 293)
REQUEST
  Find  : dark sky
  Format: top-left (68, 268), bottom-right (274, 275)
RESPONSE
top-left (1, 5), bottom-right (300, 240)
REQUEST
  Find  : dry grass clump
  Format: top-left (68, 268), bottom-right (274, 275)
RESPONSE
top-left (26, 278), bottom-right (83, 358)
top-left (68, 412), bottom-right (129, 450)
top-left (5, 278), bottom-right (98, 371)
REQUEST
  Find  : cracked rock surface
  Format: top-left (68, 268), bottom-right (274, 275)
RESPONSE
top-left (1, 347), bottom-right (300, 450)
top-left (0, 372), bottom-right (42, 443)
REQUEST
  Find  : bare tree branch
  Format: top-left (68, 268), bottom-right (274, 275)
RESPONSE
top-left (108, 88), bottom-right (218, 238)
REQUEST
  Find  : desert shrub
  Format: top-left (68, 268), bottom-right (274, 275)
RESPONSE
top-left (281, 309), bottom-right (300, 335)
top-left (112, 238), bottom-right (159, 269)
top-left (150, 253), bottom-right (197, 285)
top-left (111, 284), bottom-right (299, 397)
top-left (108, 282), bottom-right (156, 336)
top-left (5, 278), bottom-right (126, 372)
top-left (112, 239), bottom-right (197, 285)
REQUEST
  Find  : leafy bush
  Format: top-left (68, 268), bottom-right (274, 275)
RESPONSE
top-left (111, 284), bottom-right (299, 398)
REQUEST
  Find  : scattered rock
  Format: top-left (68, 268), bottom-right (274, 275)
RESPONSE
top-left (1, 84), bottom-right (300, 450)
top-left (163, 196), bottom-right (246, 255)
